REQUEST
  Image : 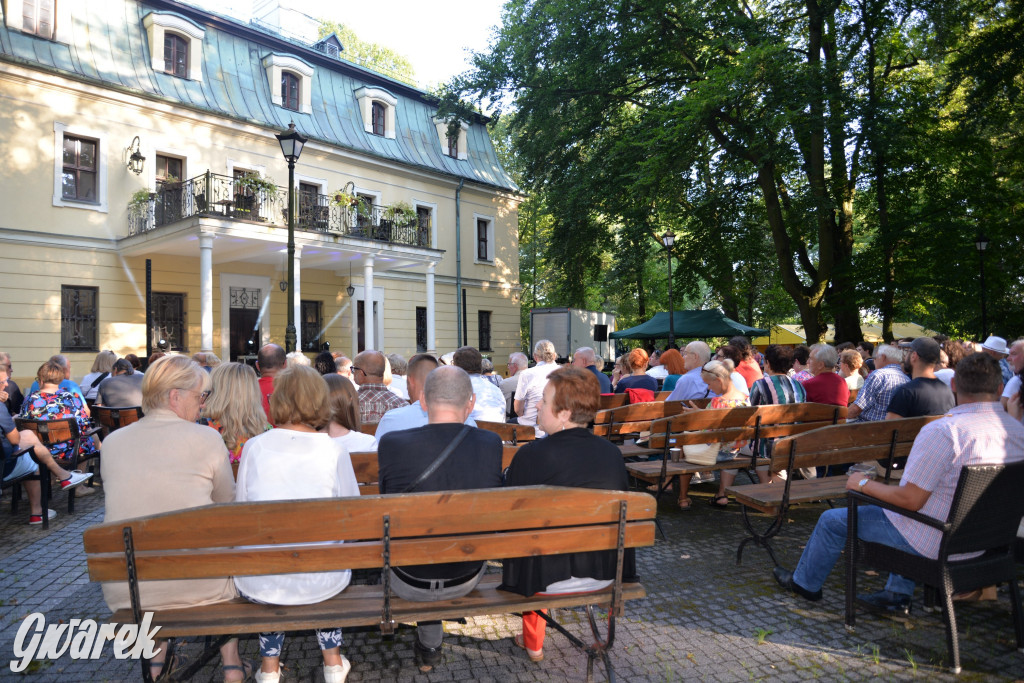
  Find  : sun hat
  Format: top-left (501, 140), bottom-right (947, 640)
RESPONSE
top-left (981, 335), bottom-right (1009, 356)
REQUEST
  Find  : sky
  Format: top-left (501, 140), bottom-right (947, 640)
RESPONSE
top-left (187, 0), bottom-right (507, 88)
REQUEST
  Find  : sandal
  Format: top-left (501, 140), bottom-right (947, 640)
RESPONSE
top-left (148, 653), bottom-right (177, 681)
top-left (708, 495), bottom-right (729, 508)
top-left (223, 659), bottom-right (256, 682)
top-left (677, 498), bottom-right (692, 511)
top-left (513, 633), bottom-right (544, 662)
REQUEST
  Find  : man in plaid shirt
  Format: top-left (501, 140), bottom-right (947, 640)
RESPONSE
top-left (352, 350), bottom-right (407, 424)
top-left (847, 344), bottom-right (909, 422)
top-left (773, 353), bottom-right (1024, 613)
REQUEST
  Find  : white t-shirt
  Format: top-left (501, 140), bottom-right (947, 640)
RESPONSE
top-left (935, 368), bottom-right (955, 387)
top-left (646, 366), bottom-right (668, 379)
top-left (234, 429), bottom-right (360, 605)
top-left (1002, 375), bottom-right (1020, 399)
top-left (333, 430), bottom-right (378, 453)
top-left (469, 374), bottom-right (507, 423)
top-left (513, 361), bottom-right (559, 430)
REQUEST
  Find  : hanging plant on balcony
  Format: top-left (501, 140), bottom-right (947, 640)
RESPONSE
top-left (382, 200), bottom-right (417, 226)
top-left (235, 172), bottom-right (278, 196)
top-left (129, 189), bottom-right (153, 208)
top-left (331, 190), bottom-right (358, 207)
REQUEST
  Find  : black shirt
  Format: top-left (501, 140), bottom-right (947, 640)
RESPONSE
top-left (378, 422), bottom-right (502, 580)
top-left (500, 427), bottom-right (637, 596)
top-left (886, 377), bottom-right (955, 418)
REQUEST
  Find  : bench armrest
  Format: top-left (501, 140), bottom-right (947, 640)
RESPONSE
top-left (846, 490), bottom-right (949, 532)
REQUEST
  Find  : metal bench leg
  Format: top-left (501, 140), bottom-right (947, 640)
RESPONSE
top-left (735, 505), bottom-right (784, 566)
top-left (538, 606), bottom-right (617, 683)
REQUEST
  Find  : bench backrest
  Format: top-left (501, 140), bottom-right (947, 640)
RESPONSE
top-left (360, 422), bottom-right (378, 436)
top-left (15, 416), bottom-right (84, 445)
top-left (593, 399), bottom-right (712, 440)
top-left (93, 406), bottom-right (143, 432)
top-left (349, 447), bottom-right (519, 495)
top-left (474, 420), bottom-right (537, 444)
top-left (598, 394), bottom-right (627, 410)
top-left (771, 415), bottom-right (943, 473)
top-left (82, 487), bottom-right (657, 583)
top-left (647, 402), bottom-right (847, 449)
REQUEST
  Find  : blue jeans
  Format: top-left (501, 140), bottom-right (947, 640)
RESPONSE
top-left (793, 505), bottom-right (920, 596)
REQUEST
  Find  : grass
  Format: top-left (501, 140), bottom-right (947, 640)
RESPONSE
top-left (754, 627), bottom-right (773, 645)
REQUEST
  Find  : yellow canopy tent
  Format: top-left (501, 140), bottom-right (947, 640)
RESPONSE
top-left (752, 322), bottom-right (940, 348)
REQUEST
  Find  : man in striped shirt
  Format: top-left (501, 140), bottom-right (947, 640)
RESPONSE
top-left (772, 353), bottom-right (1024, 613)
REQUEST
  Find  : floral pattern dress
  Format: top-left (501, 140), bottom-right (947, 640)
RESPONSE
top-left (709, 395), bottom-right (751, 456)
top-left (20, 390), bottom-right (98, 458)
top-left (205, 418), bottom-right (272, 464)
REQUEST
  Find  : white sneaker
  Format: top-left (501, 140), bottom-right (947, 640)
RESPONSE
top-left (29, 509), bottom-right (57, 525)
top-left (255, 667), bottom-right (282, 683)
top-left (324, 657), bottom-right (351, 683)
top-left (60, 471), bottom-right (93, 490)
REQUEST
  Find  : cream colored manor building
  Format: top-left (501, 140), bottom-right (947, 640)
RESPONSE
top-left (0, 0), bottom-right (521, 384)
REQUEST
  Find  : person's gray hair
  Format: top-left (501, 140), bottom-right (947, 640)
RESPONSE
top-left (876, 344), bottom-right (904, 363)
top-left (718, 357), bottom-right (736, 373)
top-left (142, 355), bottom-right (209, 413)
top-left (423, 365), bottom-right (473, 408)
top-left (508, 352), bottom-right (528, 371)
top-left (574, 347), bottom-right (596, 366)
top-left (387, 353), bottom-right (408, 375)
top-left (701, 359), bottom-right (731, 381)
top-left (533, 340), bottom-right (557, 362)
top-left (810, 343), bottom-right (839, 369)
top-left (686, 341), bottom-right (712, 365)
top-left (481, 357), bottom-right (495, 373)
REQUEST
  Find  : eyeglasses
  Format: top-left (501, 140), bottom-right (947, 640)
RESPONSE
top-left (350, 366), bottom-right (365, 375)
top-left (178, 388), bottom-right (211, 401)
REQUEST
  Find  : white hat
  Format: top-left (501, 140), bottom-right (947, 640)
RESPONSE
top-left (982, 335), bottom-right (1009, 355)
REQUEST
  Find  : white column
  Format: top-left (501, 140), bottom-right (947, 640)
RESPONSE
top-left (363, 255), bottom-right (375, 350)
top-left (199, 231), bottom-right (214, 352)
top-left (293, 245), bottom-right (303, 352)
top-left (426, 262), bottom-right (436, 354)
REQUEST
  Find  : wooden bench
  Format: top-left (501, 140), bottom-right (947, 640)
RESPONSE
top-left (626, 403), bottom-right (847, 498)
top-left (83, 486), bottom-right (656, 681)
top-left (349, 447), bottom-right (519, 495)
top-left (593, 399), bottom-right (710, 458)
top-left (474, 420), bottom-right (537, 444)
top-left (598, 394), bottom-right (627, 410)
top-left (726, 415), bottom-right (942, 566)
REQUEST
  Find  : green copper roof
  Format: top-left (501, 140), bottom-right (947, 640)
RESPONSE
top-left (0, 0), bottom-right (518, 192)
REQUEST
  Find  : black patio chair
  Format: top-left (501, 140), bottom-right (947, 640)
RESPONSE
top-left (15, 417), bottom-right (101, 516)
top-left (845, 462), bottom-right (1024, 674)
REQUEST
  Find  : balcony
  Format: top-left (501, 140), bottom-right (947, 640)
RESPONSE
top-left (127, 172), bottom-right (430, 248)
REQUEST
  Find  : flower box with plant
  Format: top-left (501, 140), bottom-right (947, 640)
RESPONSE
top-left (331, 190), bottom-right (359, 207)
top-left (382, 200), bottom-right (417, 226)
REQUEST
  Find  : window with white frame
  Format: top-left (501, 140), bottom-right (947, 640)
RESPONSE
top-left (475, 216), bottom-right (494, 263)
top-left (262, 54), bottom-right (313, 113)
top-left (433, 117), bottom-right (469, 161)
top-left (5, 0), bottom-right (69, 41)
top-left (354, 87), bottom-right (397, 139)
top-left (143, 12), bottom-right (205, 81)
top-left (53, 122), bottom-right (107, 212)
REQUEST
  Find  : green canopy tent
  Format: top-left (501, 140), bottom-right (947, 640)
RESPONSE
top-left (609, 309), bottom-right (768, 340)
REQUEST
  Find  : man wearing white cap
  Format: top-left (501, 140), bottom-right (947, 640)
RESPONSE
top-left (1001, 338), bottom-right (1024, 411)
top-left (981, 335), bottom-right (1013, 383)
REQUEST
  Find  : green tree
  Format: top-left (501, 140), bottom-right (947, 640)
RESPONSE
top-left (317, 20), bottom-right (417, 86)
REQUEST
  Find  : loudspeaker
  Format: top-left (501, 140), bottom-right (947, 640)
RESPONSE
top-left (594, 324), bottom-right (608, 342)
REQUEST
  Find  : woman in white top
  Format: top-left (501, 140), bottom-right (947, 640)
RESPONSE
top-left (839, 350), bottom-right (865, 391)
top-left (80, 350), bottom-right (117, 401)
top-left (324, 374), bottom-right (378, 451)
top-left (234, 365), bottom-right (359, 683)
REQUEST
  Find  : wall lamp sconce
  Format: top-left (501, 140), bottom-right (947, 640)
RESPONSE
top-left (346, 262), bottom-right (355, 297)
top-left (125, 136), bottom-right (146, 175)
top-left (279, 280), bottom-right (288, 292)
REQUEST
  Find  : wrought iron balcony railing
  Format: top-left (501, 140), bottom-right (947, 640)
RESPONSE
top-left (127, 172), bottom-right (430, 248)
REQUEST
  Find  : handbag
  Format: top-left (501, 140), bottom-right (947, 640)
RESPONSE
top-left (682, 439), bottom-right (720, 466)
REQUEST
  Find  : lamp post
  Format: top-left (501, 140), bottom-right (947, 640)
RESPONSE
top-left (975, 232), bottom-right (989, 340)
top-left (662, 229), bottom-right (676, 348)
top-left (276, 122), bottom-right (308, 353)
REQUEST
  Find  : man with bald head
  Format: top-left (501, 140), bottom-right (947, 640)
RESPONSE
top-left (377, 366), bottom-right (502, 673)
top-left (353, 349), bottom-right (407, 424)
top-left (572, 346), bottom-right (611, 393)
top-left (666, 341), bottom-right (717, 401)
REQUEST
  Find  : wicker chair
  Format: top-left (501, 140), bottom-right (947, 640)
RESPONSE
top-left (845, 462), bottom-right (1024, 674)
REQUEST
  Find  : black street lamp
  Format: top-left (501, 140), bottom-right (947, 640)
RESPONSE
top-left (662, 229), bottom-right (676, 348)
top-left (276, 122), bottom-right (308, 353)
top-left (975, 232), bottom-right (990, 340)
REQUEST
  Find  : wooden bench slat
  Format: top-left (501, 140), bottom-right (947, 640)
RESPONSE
top-left (474, 421), bottom-right (537, 442)
top-left (626, 458), bottom-right (770, 480)
top-left (105, 576), bottom-right (647, 638)
top-left (349, 449), bottom-right (517, 486)
top-left (83, 488), bottom-right (657, 553)
top-left (87, 522), bottom-right (655, 582)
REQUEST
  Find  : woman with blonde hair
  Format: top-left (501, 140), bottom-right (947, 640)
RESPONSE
top-left (81, 350), bottom-right (118, 401)
top-left (202, 362), bottom-right (271, 466)
top-left (235, 365), bottom-right (359, 683)
top-left (839, 350), bottom-right (865, 390)
top-left (324, 374), bottom-right (377, 452)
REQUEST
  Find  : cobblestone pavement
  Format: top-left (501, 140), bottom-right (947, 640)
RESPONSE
top-left (1, 478), bottom-right (1021, 682)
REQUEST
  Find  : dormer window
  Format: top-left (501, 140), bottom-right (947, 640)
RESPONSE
top-left (282, 72), bottom-right (300, 111)
top-left (165, 33), bottom-right (187, 78)
top-left (23, 0), bottom-right (54, 38)
top-left (6, 0), bottom-right (69, 41)
top-left (354, 87), bottom-right (397, 140)
top-left (143, 12), bottom-right (205, 81)
top-left (433, 117), bottom-right (469, 160)
top-left (262, 54), bottom-right (313, 114)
